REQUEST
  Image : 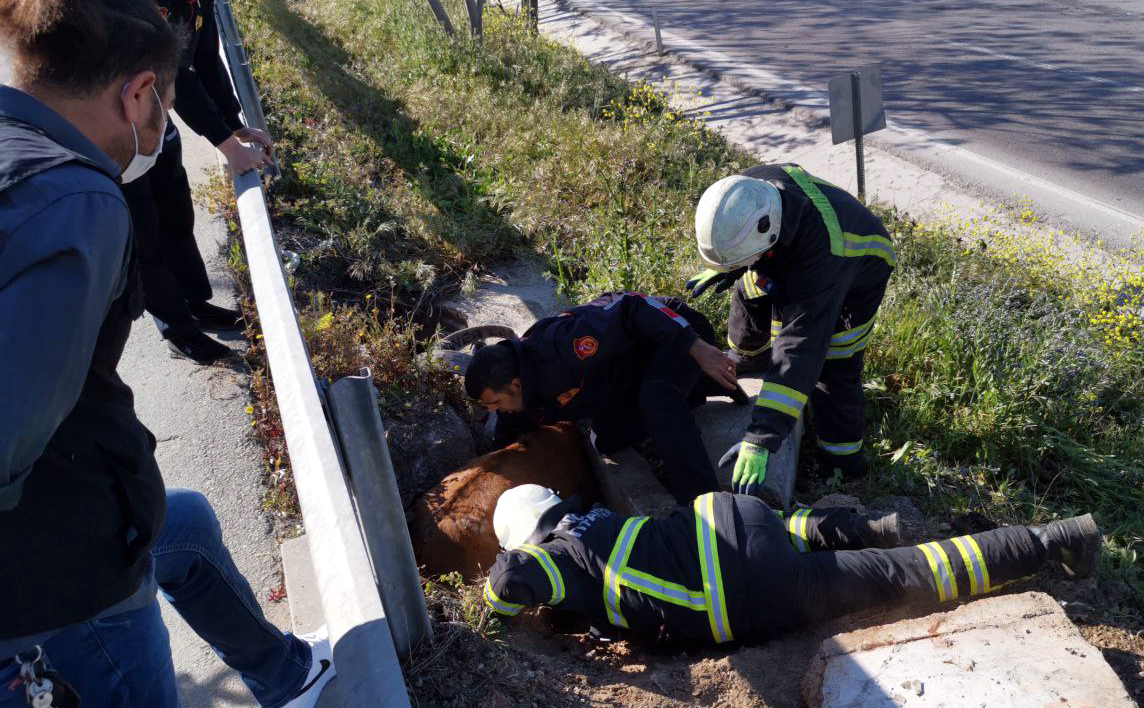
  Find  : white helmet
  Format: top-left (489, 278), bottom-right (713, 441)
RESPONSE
top-left (493, 484), bottom-right (565, 551)
top-left (695, 175), bottom-right (782, 271)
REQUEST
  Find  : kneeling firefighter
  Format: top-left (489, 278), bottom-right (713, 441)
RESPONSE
top-left (484, 484), bottom-right (1101, 645)
top-left (686, 164), bottom-right (895, 494)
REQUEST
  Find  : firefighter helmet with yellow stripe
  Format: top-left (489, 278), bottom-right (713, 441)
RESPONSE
top-left (695, 175), bottom-right (782, 271)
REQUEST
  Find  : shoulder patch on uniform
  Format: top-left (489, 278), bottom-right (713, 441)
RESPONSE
top-left (573, 336), bottom-right (598, 360)
top-left (557, 387), bottom-right (581, 406)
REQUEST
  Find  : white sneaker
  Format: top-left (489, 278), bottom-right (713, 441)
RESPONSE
top-left (281, 625), bottom-right (336, 708)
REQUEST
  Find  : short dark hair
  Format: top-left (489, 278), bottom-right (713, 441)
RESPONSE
top-left (1, 0), bottom-right (179, 96)
top-left (464, 341), bottom-right (520, 399)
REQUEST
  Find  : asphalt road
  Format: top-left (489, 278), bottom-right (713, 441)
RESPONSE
top-left (567, 0), bottom-right (1144, 235)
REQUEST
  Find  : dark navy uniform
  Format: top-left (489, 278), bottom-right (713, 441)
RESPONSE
top-left (729, 164), bottom-right (894, 476)
top-left (121, 0), bottom-right (243, 341)
top-left (493, 292), bottom-right (723, 503)
top-left (485, 493), bottom-right (1047, 644)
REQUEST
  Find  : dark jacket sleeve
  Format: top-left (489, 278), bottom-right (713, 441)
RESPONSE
top-left (484, 552), bottom-right (549, 615)
top-left (174, 7), bottom-right (244, 146)
top-left (547, 293), bottom-right (699, 371)
top-left (743, 255), bottom-right (851, 452)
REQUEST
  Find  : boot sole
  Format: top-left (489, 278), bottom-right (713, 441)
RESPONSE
top-left (873, 512), bottom-right (901, 549)
top-left (1061, 513), bottom-right (1102, 580)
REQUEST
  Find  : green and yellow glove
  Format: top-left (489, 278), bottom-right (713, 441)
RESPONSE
top-left (731, 442), bottom-right (769, 497)
top-left (685, 267), bottom-right (746, 298)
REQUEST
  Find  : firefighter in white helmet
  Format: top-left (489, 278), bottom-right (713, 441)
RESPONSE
top-left (685, 164), bottom-right (895, 499)
top-left (484, 484), bottom-right (1101, 646)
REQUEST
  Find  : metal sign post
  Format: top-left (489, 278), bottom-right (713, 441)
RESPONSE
top-left (829, 66), bottom-right (886, 202)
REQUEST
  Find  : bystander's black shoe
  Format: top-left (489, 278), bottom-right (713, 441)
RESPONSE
top-left (190, 301), bottom-right (244, 332)
top-left (167, 331), bottom-right (234, 364)
top-left (1029, 513), bottom-right (1102, 580)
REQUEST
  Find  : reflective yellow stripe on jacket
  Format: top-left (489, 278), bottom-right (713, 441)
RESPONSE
top-left (518, 544), bottom-right (566, 605)
top-left (603, 517), bottom-right (648, 629)
top-left (755, 381), bottom-right (808, 419)
top-left (781, 165), bottom-right (896, 267)
top-left (484, 577), bottom-right (525, 616)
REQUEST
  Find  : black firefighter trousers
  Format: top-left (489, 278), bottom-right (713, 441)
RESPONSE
top-left (591, 299), bottom-right (723, 505)
top-left (121, 125), bottom-right (215, 341)
top-left (728, 275), bottom-right (889, 475)
top-left (735, 498), bottom-right (1045, 636)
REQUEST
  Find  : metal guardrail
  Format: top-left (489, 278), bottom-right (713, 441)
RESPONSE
top-left (213, 2), bottom-right (429, 705)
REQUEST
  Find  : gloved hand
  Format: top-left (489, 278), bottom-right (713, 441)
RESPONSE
top-left (720, 441), bottom-right (769, 497)
top-left (685, 267), bottom-right (746, 298)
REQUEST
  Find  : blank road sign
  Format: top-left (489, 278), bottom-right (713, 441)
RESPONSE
top-left (829, 66), bottom-right (887, 145)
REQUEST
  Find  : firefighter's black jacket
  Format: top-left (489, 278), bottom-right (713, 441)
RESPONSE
top-left (159, 0), bottom-right (244, 146)
top-left (492, 292), bottom-right (700, 446)
top-left (485, 493), bottom-right (750, 645)
top-left (739, 164), bottom-right (894, 453)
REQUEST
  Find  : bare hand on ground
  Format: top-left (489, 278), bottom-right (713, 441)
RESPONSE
top-left (689, 339), bottom-right (737, 390)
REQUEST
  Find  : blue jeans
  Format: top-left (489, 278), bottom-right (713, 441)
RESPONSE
top-left (0, 489), bottom-right (310, 708)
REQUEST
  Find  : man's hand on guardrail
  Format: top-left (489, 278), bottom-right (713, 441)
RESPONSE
top-left (218, 132), bottom-right (274, 175)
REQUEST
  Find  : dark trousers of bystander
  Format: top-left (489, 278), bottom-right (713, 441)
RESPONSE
top-left (121, 124), bottom-right (214, 341)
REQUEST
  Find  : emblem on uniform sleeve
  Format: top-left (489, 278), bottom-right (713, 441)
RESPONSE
top-left (557, 387), bottom-right (581, 406)
top-left (573, 336), bottom-right (598, 360)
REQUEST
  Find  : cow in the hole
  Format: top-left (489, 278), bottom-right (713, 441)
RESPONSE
top-left (410, 422), bottom-right (599, 580)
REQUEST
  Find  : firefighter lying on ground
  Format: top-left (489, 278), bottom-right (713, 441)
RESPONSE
top-left (686, 164), bottom-right (894, 496)
top-left (483, 484), bottom-right (1101, 645)
top-left (464, 292), bottom-right (746, 504)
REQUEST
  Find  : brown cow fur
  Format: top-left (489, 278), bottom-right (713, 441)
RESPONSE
top-left (409, 422), bottom-right (599, 580)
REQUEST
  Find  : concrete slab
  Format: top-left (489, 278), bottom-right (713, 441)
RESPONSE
top-left (281, 535), bottom-right (343, 707)
top-left (803, 592), bottom-right (1136, 708)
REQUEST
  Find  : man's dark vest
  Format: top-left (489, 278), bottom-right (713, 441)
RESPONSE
top-left (0, 117), bottom-right (166, 639)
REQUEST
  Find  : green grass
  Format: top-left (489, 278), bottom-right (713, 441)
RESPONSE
top-left (230, 0), bottom-right (1144, 604)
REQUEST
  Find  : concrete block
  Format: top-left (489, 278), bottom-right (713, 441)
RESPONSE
top-left (803, 591), bottom-right (1135, 708)
top-left (692, 376), bottom-right (802, 510)
top-left (590, 445), bottom-right (677, 518)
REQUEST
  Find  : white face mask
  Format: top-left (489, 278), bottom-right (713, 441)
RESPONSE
top-left (120, 85), bottom-right (167, 183)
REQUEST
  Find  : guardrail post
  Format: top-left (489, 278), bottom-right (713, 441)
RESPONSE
top-left (326, 372), bottom-right (433, 657)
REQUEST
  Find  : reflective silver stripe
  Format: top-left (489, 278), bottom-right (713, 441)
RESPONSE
top-left (603, 517), bottom-right (648, 629)
top-left (830, 317), bottom-right (875, 345)
top-left (484, 578), bottom-right (524, 616)
top-left (917, 541), bottom-right (958, 602)
top-left (693, 493), bottom-right (734, 643)
top-left (518, 544), bottom-right (566, 605)
top-left (826, 337), bottom-right (872, 359)
top-left (642, 294), bottom-right (689, 328)
top-left (620, 568), bottom-right (707, 611)
top-left (787, 507), bottom-right (811, 552)
top-left (950, 536), bottom-right (991, 596)
top-left (816, 439), bottom-right (863, 456)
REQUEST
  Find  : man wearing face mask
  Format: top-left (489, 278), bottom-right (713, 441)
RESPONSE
top-left (120, 0), bottom-right (275, 364)
top-left (0, 0), bottom-right (333, 705)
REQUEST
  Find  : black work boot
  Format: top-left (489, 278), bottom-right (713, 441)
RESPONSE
top-left (726, 350), bottom-right (769, 376)
top-left (167, 331), bottom-right (235, 364)
top-left (1029, 514), bottom-right (1102, 579)
top-left (190, 301), bottom-right (244, 332)
top-left (856, 511), bottom-right (901, 549)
